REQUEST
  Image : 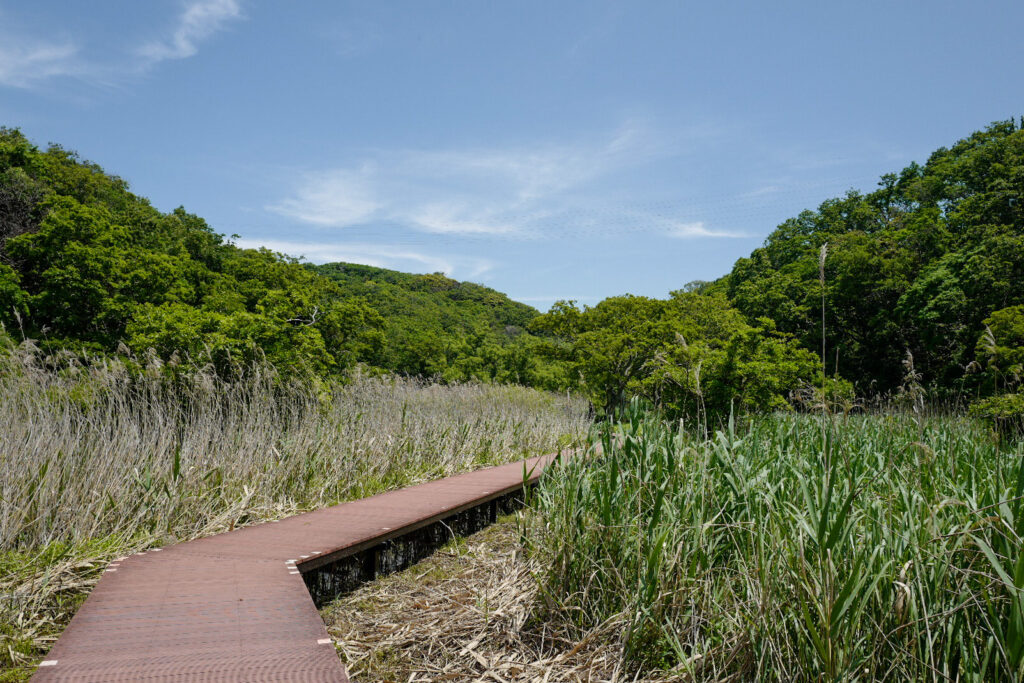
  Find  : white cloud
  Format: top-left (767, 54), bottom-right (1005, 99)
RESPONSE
top-left (268, 169), bottom-right (379, 227)
top-left (0, 1), bottom-right (242, 89)
top-left (406, 202), bottom-right (521, 236)
top-left (514, 295), bottom-right (601, 303)
top-left (664, 220), bottom-right (747, 239)
top-left (0, 39), bottom-right (82, 88)
top-left (268, 122), bottom-right (738, 240)
top-left (743, 184), bottom-right (784, 198)
top-left (139, 0), bottom-right (242, 62)
top-left (234, 238), bottom-right (494, 279)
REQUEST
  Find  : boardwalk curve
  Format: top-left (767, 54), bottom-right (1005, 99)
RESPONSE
top-left (33, 454), bottom-right (556, 682)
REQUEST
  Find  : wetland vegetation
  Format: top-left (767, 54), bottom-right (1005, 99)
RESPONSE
top-left (3, 120), bottom-right (1024, 679)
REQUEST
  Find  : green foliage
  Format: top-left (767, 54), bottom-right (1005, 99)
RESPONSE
top-left (6, 118), bottom-right (1024, 413)
top-left (723, 120), bottom-right (1024, 396)
top-left (977, 305), bottom-right (1024, 385)
top-left (969, 305), bottom-right (1024, 437)
top-left (969, 393), bottom-right (1024, 439)
top-left (0, 126), bottom-right (571, 385)
top-left (530, 292), bottom-right (819, 421)
top-left (0, 127), bottom-right (390, 377)
top-left (526, 409), bottom-right (1024, 680)
top-left (0, 263), bottom-right (26, 321)
top-left (314, 262), bottom-right (565, 387)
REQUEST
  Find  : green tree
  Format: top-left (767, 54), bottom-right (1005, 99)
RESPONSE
top-left (531, 292), bottom-right (818, 420)
top-left (722, 120), bottom-right (1024, 397)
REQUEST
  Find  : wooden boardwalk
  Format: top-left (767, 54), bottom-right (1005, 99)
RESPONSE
top-left (33, 455), bottom-right (555, 682)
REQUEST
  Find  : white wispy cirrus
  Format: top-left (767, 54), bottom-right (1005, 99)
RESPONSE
top-left (234, 239), bottom-right (494, 280)
top-left (0, 40), bottom-right (81, 88)
top-left (139, 0), bottom-right (242, 62)
top-left (267, 168), bottom-right (381, 228)
top-left (0, 0), bottom-right (242, 88)
top-left (268, 124), bottom-right (743, 240)
top-left (664, 220), bottom-right (747, 239)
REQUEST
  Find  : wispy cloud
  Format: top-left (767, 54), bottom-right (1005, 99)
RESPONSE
top-left (139, 0), bottom-right (242, 62)
top-left (0, 39), bottom-right (82, 88)
top-left (663, 220), bottom-right (747, 239)
top-left (268, 130), bottom-right (634, 236)
top-left (742, 184), bottom-right (785, 198)
top-left (268, 122), bottom-right (742, 240)
top-left (268, 169), bottom-right (380, 227)
top-left (0, 1), bottom-right (242, 89)
top-left (234, 238), bottom-right (494, 279)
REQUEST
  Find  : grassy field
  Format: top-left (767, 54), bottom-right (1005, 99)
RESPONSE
top-left (0, 345), bottom-right (588, 677)
top-left (524, 408), bottom-right (1024, 681)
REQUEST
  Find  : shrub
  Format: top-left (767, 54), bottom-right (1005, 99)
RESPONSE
top-left (970, 393), bottom-right (1024, 440)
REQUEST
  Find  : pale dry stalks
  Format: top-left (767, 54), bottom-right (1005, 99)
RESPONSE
top-left (323, 517), bottom-right (676, 683)
top-left (0, 342), bottom-right (588, 673)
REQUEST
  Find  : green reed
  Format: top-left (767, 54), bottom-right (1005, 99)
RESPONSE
top-left (525, 405), bottom-right (1024, 681)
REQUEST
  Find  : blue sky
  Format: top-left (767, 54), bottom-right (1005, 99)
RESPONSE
top-left (2, 1), bottom-right (1022, 311)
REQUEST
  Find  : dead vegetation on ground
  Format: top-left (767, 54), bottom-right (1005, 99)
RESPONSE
top-left (321, 516), bottom-right (677, 683)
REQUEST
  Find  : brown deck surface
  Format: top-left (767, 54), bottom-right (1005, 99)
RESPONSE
top-left (33, 454), bottom-right (555, 682)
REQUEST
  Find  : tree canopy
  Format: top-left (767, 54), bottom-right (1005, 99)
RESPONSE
top-left (314, 262), bottom-right (565, 387)
top-left (0, 126), bottom-right (567, 384)
top-left (3, 119), bottom-right (1024, 422)
top-left (529, 292), bottom-right (821, 420)
top-left (718, 120), bottom-right (1024, 399)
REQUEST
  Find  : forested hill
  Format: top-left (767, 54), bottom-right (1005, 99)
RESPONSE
top-left (713, 119), bottom-right (1024, 397)
top-left (527, 120), bottom-right (1024, 421)
top-left (4, 121), bottom-right (1024, 417)
top-left (315, 262), bottom-right (536, 327)
top-left (0, 127), bottom-right (561, 385)
top-left (313, 262), bottom-right (542, 379)
top-left (316, 262), bottom-right (536, 331)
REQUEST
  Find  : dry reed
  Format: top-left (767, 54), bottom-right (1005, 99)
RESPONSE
top-left (323, 516), bottom-right (675, 682)
top-left (0, 342), bottom-right (588, 674)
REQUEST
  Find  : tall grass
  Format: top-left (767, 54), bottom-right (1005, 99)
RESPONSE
top-left (0, 343), bottom-right (588, 673)
top-left (525, 405), bottom-right (1024, 680)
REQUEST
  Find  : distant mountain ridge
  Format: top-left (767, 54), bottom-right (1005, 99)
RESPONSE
top-left (314, 262), bottom-right (537, 329)
top-left (312, 262), bottom-right (550, 381)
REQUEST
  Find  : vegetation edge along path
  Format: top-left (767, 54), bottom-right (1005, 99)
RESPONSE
top-left (31, 454), bottom-right (559, 682)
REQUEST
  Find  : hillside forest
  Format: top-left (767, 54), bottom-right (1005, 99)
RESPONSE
top-left (2, 120), bottom-right (1024, 425)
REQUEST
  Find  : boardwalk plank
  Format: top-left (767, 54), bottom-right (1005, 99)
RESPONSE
top-left (33, 454), bottom-right (555, 682)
